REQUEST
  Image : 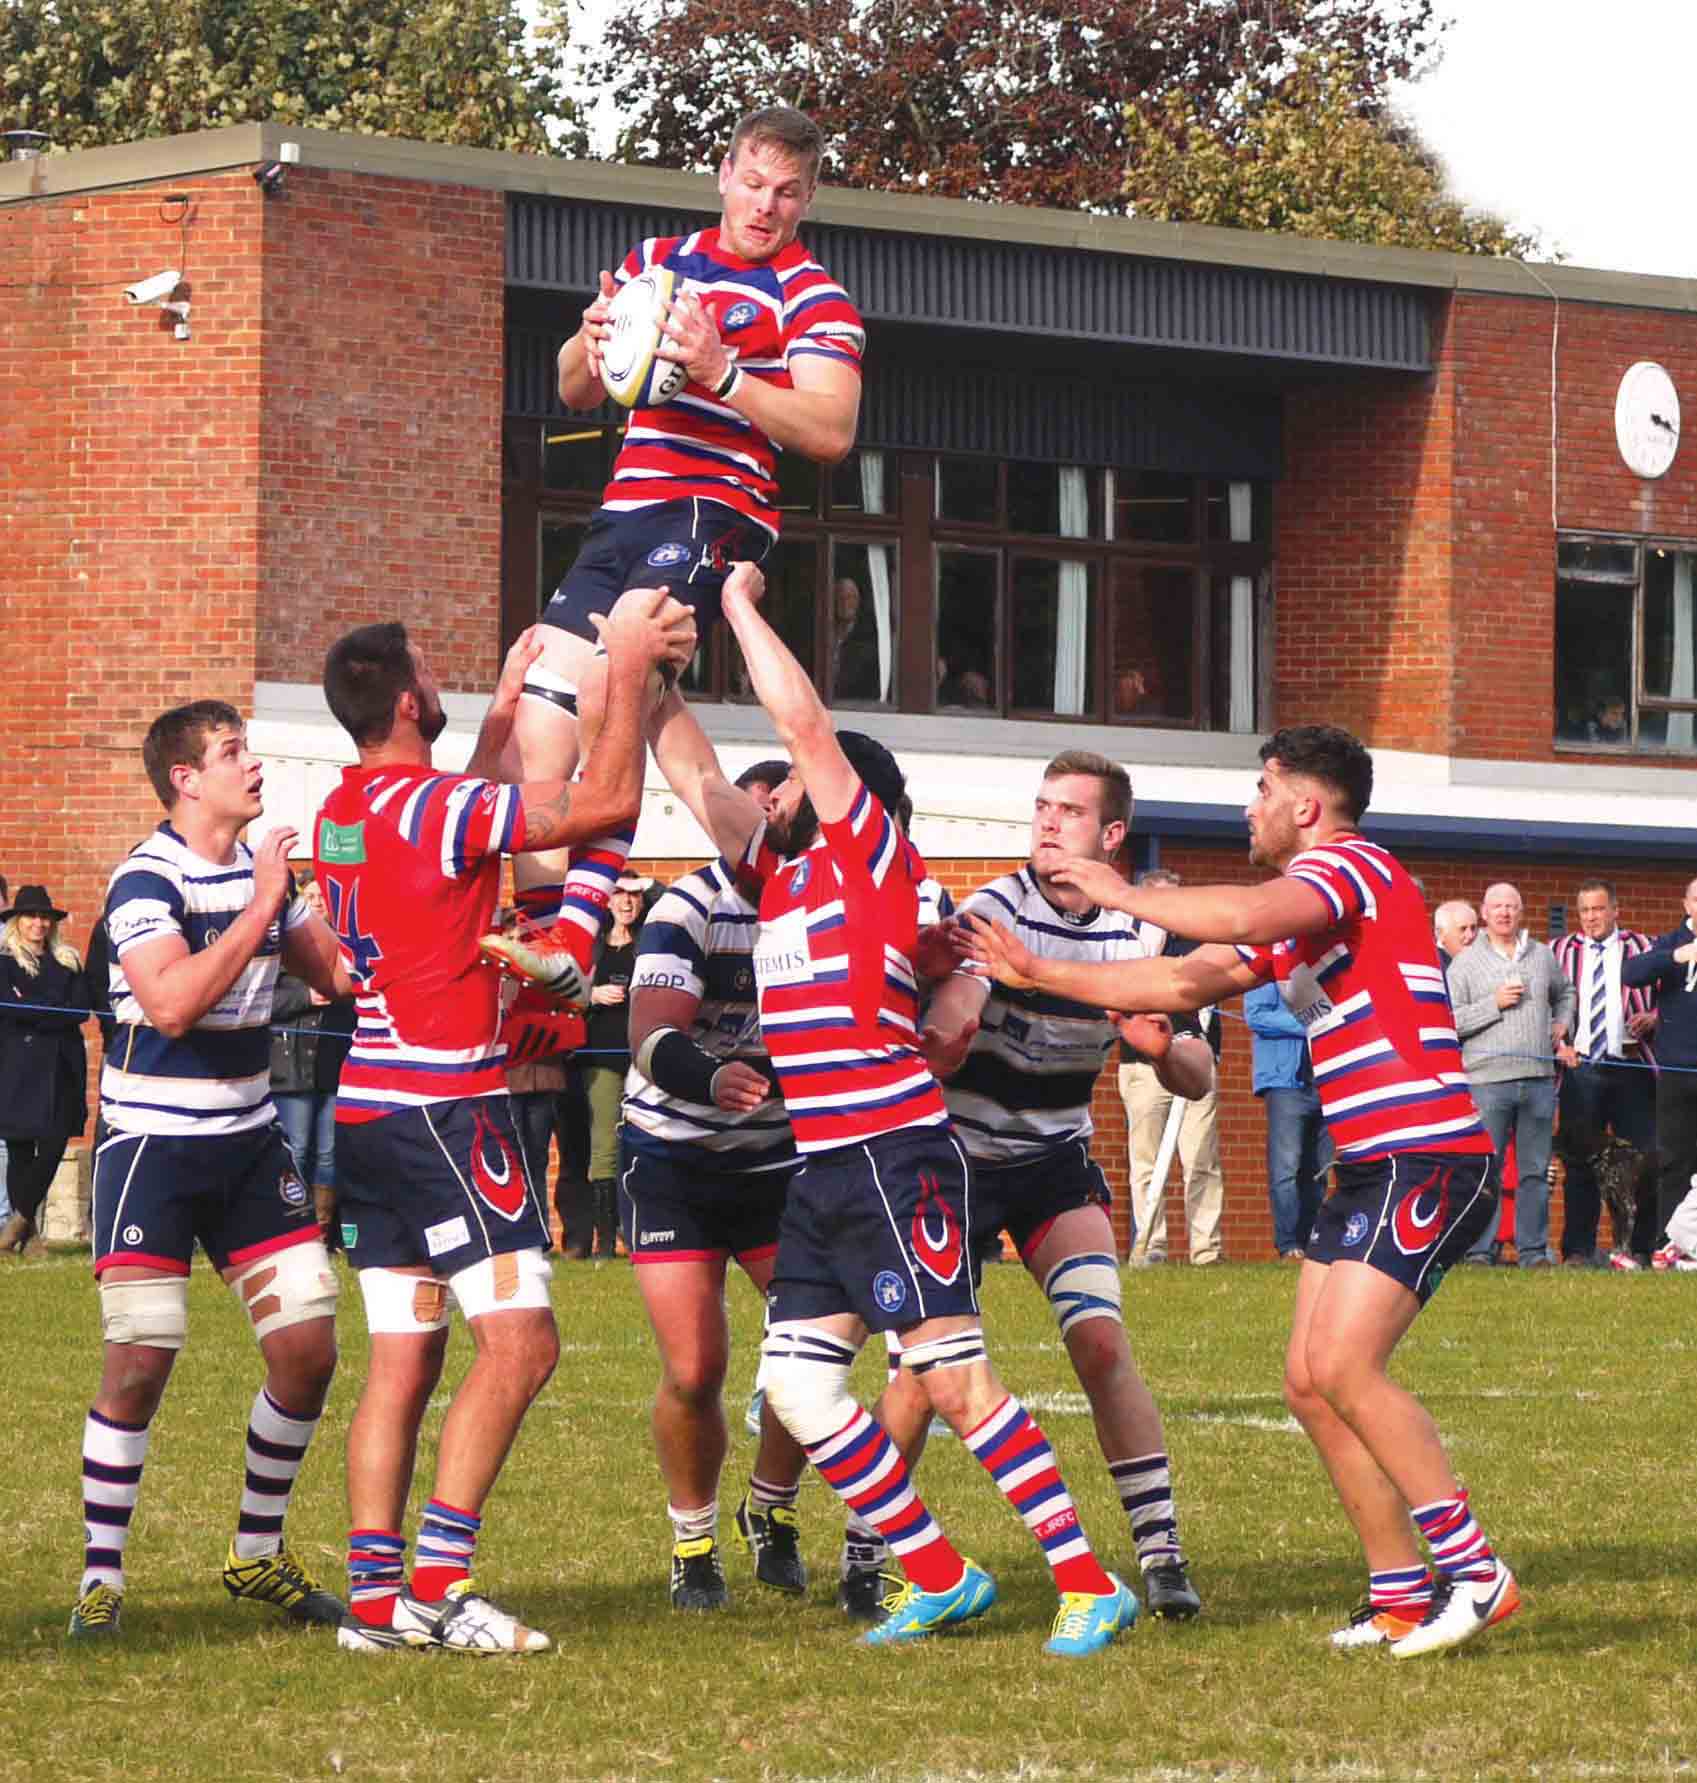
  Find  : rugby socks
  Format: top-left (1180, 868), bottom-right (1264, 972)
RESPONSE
top-left (514, 883), bottom-right (564, 931)
top-left (807, 1408), bottom-right (965, 1593)
top-left (842, 1509), bottom-right (890, 1578)
top-left (556, 826), bottom-right (636, 973)
top-left (668, 1500), bottom-right (718, 1545)
top-left (80, 1409), bottom-right (150, 1594)
top-left (412, 1499), bottom-right (481, 1601)
top-left (966, 1396), bottom-right (1115, 1597)
top-left (1412, 1488), bottom-right (1497, 1583)
top-left (348, 1529), bottom-right (407, 1626)
top-left (1370, 1562), bottom-right (1435, 1617)
top-left (231, 1388), bottom-right (322, 1560)
top-left (1108, 1451), bottom-right (1184, 1571)
top-left (747, 1475), bottom-right (800, 1518)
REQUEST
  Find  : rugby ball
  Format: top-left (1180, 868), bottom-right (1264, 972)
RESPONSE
top-left (601, 267), bottom-right (688, 410)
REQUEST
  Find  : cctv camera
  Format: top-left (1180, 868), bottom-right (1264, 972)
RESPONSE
top-left (124, 269), bottom-right (181, 306)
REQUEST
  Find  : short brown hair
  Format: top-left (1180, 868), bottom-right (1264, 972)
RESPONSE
top-left (142, 700), bottom-right (244, 808)
top-left (727, 106), bottom-right (824, 184)
top-left (1575, 877), bottom-right (1616, 903)
top-left (1043, 750), bottom-right (1131, 831)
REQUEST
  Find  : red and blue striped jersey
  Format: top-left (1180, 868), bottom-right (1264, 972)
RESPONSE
top-left (1236, 836), bottom-right (1489, 1163)
top-left (313, 764), bottom-right (524, 1124)
top-left (737, 781), bottom-right (948, 1155)
top-left (604, 228), bottom-right (864, 535)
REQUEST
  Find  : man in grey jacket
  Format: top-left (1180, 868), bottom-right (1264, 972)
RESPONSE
top-left (1446, 883), bottom-right (1576, 1267)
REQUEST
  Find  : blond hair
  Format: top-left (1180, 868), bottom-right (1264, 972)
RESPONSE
top-left (1, 915), bottom-right (80, 975)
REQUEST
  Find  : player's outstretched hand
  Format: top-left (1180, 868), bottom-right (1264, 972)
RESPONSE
top-left (711, 1060), bottom-right (771, 1113)
top-left (722, 560), bottom-right (766, 613)
top-left (964, 913), bottom-right (1039, 992)
top-left (592, 584), bottom-right (698, 673)
top-left (577, 269), bottom-right (617, 381)
top-left (490, 625), bottom-right (543, 722)
top-left (1113, 1012), bottom-right (1173, 1062)
top-left (913, 919), bottom-right (969, 984)
top-left (919, 1015), bottom-right (979, 1081)
top-left (1046, 854), bottom-right (1134, 912)
top-left (252, 827), bottom-right (298, 918)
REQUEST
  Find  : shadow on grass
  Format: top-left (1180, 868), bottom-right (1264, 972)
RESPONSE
top-left (5, 1596), bottom-right (346, 1658)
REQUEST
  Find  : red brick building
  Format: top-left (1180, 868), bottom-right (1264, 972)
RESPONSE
top-left (4, 125), bottom-right (1695, 1256)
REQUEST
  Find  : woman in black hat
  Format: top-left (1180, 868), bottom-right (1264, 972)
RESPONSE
top-left (0, 886), bottom-right (91, 1255)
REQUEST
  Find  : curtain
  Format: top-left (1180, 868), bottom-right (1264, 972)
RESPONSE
top-left (1670, 550), bottom-right (1694, 750)
top-left (1054, 467), bottom-right (1089, 715)
top-left (1228, 481), bottom-right (1255, 734)
top-left (861, 451), bottom-right (893, 701)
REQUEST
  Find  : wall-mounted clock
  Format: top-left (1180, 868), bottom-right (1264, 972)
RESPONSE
top-left (1615, 360), bottom-right (1680, 479)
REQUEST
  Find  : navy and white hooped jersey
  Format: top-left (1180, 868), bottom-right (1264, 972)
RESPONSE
top-left (945, 867), bottom-right (1165, 1164)
top-left (101, 823), bottom-right (311, 1137)
top-left (621, 861), bottom-right (795, 1173)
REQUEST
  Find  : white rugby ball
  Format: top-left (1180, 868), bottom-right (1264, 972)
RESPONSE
top-left (601, 267), bottom-right (688, 409)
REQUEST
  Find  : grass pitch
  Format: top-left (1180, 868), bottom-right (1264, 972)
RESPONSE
top-left (5, 1248), bottom-right (1696, 1782)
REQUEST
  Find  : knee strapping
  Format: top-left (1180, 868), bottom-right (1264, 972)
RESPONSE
top-left (99, 1276), bottom-right (188, 1350)
top-left (1043, 1252), bottom-right (1123, 1337)
top-left (761, 1320), bottom-right (859, 1447)
top-left (898, 1327), bottom-right (986, 1375)
top-left (449, 1248), bottom-right (553, 1321)
top-left (521, 667), bottom-right (579, 716)
top-left (359, 1267), bottom-right (452, 1336)
top-left (232, 1242), bottom-right (339, 1341)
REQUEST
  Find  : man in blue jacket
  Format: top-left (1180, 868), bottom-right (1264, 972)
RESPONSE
top-left (1244, 980), bottom-right (1332, 1258)
top-left (1622, 878), bottom-right (1697, 1244)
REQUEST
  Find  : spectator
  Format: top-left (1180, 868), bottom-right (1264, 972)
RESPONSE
top-left (829, 576), bottom-right (882, 702)
top-left (1588, 692), bottom-right (1630, 746)
top-left (1446, 881), bottom-right (1576, 1267)
top-left (1622, 877), bottom-right (1697, 1251)
top-left (1119, 869), bottom-right (1225, 1267)
top-left (1244, 979), bottom-right (1331, 1260)
top-left (1433, 900), bottom-right (1478, 972)
top-left (1551, 878), bottom-right (1660, 1267)
top-left (0, 885), bottom-right (91, 1255)
top-left (582, 872), bottom-right (652, 1258)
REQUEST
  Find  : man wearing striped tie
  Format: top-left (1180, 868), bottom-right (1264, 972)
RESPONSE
top-left (1551, 881), bottom-right (1659, 1268)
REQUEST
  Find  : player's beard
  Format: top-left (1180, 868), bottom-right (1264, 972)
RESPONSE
top-left (768, 794), bottom-right (819, 857)
top-left (418, 692), bottom-right (449, 743)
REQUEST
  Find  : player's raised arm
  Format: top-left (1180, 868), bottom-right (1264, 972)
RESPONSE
top-left (916, 970), bottom-right (989, 1081)
top-left (719, 562), bottom-right (859, 826)
top-left (647, 686), bottom-right (765, 866)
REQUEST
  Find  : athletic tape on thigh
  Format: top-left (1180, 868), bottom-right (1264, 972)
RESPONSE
top-left (1041, 1252), bottom-right (1123, 1337)
top-left (449, 1248), bottom-right (553, 1321)
top-left (359, 1267), bottom-right (452, 1335)
top-left (99, 1276), bottom-right (189, 1350)
top-left (521, 667), bottom-right (578, 715)
top-left (897, 1326), bottom-right (986, 1375)
top-left (232, 1241), bottom-right (340, 1341)
top-left (761, 1319), bottom-right (859, 1447)
top-left (883, 1327), bottom-right (902, 1382)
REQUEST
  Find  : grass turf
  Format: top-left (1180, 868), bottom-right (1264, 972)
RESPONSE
top-left (5, 1247), bottom-right (1694, 1782)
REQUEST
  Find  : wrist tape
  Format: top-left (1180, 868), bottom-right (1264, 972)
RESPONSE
top-left (634, 1025), bottom-right (724, 1105)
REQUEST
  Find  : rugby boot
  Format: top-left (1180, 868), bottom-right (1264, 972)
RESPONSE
top-left (1045, 1573), bottom-right (1139, 1657)
top-left (479, 925), bottom-right (592, 1010)
top-left (223, 1539), bottom-right (347, 1625)
top-left (1390, 1563), bottom-right (1520, 1658)
top-left (1329, 1598), bottom-right (1424, 1649)
top-left (500, 989), bottom-right (586, 1068)
top-left (861, 1559), bottom-right (996, 1646)
top-left (335, 1612), bottom-right (429, 1653)
top-left (838, 1563), bottom-right (898, 1621)
top-left (67, 1582), bottom-right (123, 1641)
top-left (670, 1537), bottom-right (729, 1611)
top-left (391, 1579), bottom-right (551, 1653)
top-left (1143, 1558), bottom-right (1202, 1621)
top-left (733, 1493), bottom-right (807, 1595)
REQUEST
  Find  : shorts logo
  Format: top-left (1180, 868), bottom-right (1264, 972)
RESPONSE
top-left (640, 1229), bottom-right (676, 1245)
top-left (425, 1215), bottom-right (471, 1258)
top-left (909, 1172), bottom-right (964, 1286)
top-left (721, 301), bottom-right (758, 331)
top-left (873, 1270), bottom-right (907, 1312)
top-left (647, 542), bottom-right (690, 569)
top-left (1342, 1211), bottom-right (1370, 1247)
top-left (279, 1171), bottom-right (308, 1209)
top-left (468, 1104), bottom-right (527, 1220)
top-left (1392, 1167), bottom-right (1450, 1255)
top-left (122, 1223), bottom-right (144, 1246)
top-left (341, 1222), bottom-right (359, 1249)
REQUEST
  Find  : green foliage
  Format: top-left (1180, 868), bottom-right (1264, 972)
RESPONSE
top-left (1125, 50), bottom-right (1544, 257)
top-left (0, 0), bottom-right (584, 154)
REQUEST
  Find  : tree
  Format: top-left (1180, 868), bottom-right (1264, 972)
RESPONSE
top-left (582, 0), bottom-right (1440, 211)
top-left (1123, 51), bottom-right (1543, 256)
top-left (0, 0), bottom-right (584, 154)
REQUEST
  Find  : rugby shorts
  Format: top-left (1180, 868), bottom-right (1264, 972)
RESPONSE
top-left (971, 1137), bottom-right (1111, 1267)
top-left (617, 1135), bottom-right (795, 1265)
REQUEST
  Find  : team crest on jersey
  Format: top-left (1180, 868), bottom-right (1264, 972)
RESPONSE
top-left (721, 301), bottom-right (759, 331)
top-left (1392, 1168), bottom-right (1450, 1255)
top-left (1342, 1211), bottom-right (1370, 1247)
top-left (468, 1104), bottom-right (527, 1219)
top-left (789, 860), bottom-right (811, 894)
top-left (873, 1270), bottom-right (907, 1312)
top-left (647, 542), bottom-right (690, 569)
top-left (909, 1173), bottom-right (964, 1285)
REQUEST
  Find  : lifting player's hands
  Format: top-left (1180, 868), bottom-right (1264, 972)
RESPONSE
top-left (711, 1059), bottom-right (772, 1113)
top-left (658, 289), bottom-right (731, 389)
top-left (590, 584), bottom-right (698, 674)
top-left (252, 827), bottom-right (298, 920)
top-left (721, 560), bottom-right (766, 616)
top-left (964, 913), bottom-right (1040, 992)
top-left (489, 625), bottom-right (544, 724)
top-left (1045, 854), bottom-right (1134, 913)
top-left (1113, 1011), bottom-right (1174, 1063)
top-left (919, 1015), bottom-right (979, 1081)
top-left (574, 269), bottom-right (618, 382)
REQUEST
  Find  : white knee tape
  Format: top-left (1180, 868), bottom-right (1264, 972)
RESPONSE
top-left (449, 1248), bottom-right (553, 1321)
top-left (232, 1241), bottom-right (340, 1341)
top-left (898, 1326), bottom-right (986, 1375)
top-left (358, 1267), bottom-right (452, 1335)
top-left (99, 1276), bottom-right (189, 1350)
top-left (1042, 1252), bottom-right (1123, 1337)
top-left (761, 1320), bottom-right (859, 1447)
